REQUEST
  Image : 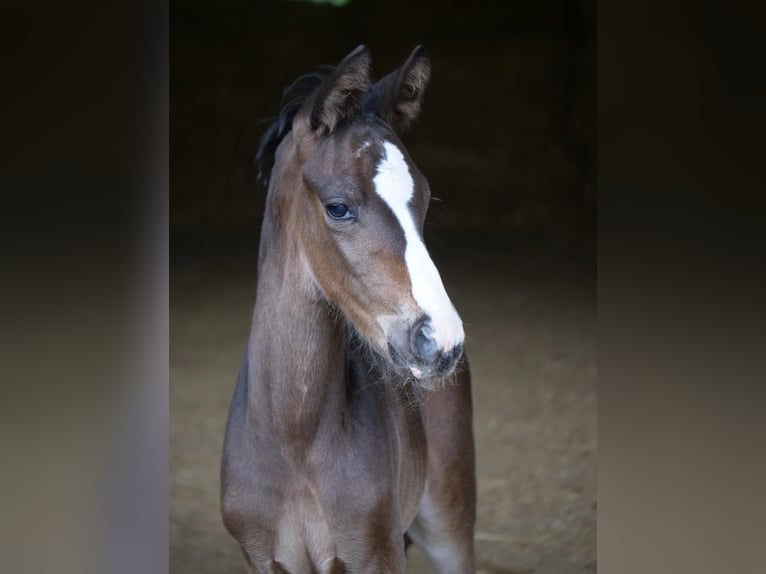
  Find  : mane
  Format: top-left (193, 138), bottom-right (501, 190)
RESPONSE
top-left (255, 65), bottom-right (335, 187)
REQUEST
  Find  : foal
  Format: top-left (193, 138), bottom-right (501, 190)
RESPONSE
top-left (221, 45), bottom-right (476, 574)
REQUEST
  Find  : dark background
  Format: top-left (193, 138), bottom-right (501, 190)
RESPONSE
top-left (171, 0), bottom-right (594, 247)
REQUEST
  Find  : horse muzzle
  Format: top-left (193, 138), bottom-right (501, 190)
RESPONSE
top-left (388, 315), bottom-right (464, 380)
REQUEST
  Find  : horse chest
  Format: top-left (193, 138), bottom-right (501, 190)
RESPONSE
top-left (225, 391), bottom-right (427, 572)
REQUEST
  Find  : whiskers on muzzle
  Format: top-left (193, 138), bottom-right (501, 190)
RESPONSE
top-left (332, 303), bottom-right (466, 394)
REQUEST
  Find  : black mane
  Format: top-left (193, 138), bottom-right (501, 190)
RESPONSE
top-left (255, 66), bottom-right (334, 187)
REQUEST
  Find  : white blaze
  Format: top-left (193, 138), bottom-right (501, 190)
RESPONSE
top-left (373, 141), bottom-right (464, 350)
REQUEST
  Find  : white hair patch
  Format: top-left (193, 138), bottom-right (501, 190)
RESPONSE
top-left (373, 141), bottom-right (464, 350)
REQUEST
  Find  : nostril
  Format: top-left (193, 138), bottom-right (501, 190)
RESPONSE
top-left (414, 323), bottom-right (438, 361)
top-left (452, 343), bottom-right (464, 362)
top-left (437, 350), bottom-right (451, 370)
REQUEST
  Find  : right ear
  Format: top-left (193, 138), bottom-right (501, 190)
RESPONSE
top-left (293, 45), bottom-right (372, 140)
top-left (364, 45), bottom-right (431, 133)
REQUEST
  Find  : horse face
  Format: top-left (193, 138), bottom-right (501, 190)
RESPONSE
top-left (276, 45), bottom-right (464, 382)
top-left (298, 123), bottom-right (464, 381)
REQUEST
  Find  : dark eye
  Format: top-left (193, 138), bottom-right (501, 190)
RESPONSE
top-left (325, 203), bottom-right (353, 220)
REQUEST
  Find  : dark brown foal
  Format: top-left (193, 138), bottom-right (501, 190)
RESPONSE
top-left (221, 45), bottom-right (476, 574)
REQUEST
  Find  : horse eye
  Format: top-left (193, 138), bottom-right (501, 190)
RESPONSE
top-left (325, 203), bottom-right (352, 220)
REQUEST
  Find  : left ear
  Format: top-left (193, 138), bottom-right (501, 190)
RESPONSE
top-left (293, 45), bottom-right (372, 139)
top-left (365, 45), bottom-right (431, 133)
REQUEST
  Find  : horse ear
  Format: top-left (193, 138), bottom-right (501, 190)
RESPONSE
top-left (368, 45), bottom-right (431, 133)
top-left (295, 45), bottom-right (372, 137)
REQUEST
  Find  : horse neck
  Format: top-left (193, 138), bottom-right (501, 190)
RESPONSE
top-left (246, 212), bottom-right (348, 446)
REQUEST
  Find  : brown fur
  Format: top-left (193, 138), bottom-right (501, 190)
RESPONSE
top-left (221, 46), bottom-right (476, 573)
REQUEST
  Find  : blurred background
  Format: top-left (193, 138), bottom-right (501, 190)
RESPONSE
top-left (171, 0), bottom-right (595, 572)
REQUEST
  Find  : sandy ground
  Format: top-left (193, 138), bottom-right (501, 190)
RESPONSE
top-left (170, 232), bottom-right (596, 573)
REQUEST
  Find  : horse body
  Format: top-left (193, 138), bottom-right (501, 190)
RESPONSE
top-left (221, 46), bottom-right (475, 573)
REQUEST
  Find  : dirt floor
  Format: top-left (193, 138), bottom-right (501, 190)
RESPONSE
top-left (170, 232), bottom-right (596, 574)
